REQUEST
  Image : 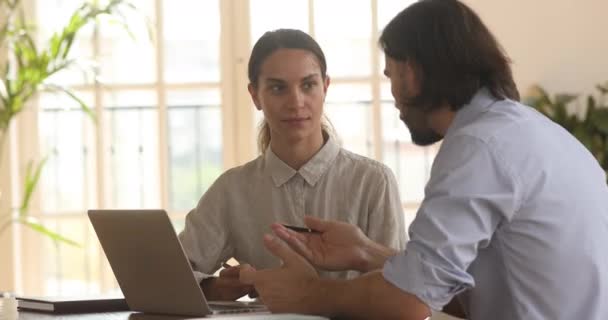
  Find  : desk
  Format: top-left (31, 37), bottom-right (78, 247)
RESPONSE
top-left (17, 311), bottom-right (329, 320)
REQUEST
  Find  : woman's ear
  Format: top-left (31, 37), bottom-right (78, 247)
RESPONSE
top-left (248, 83), bottom-right (262, 111)
top-left (323, 75), bottom-right (331, 94)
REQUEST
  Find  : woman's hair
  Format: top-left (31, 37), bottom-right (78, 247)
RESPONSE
top-left (248, 28), bottom-right (334, 153)
top-left (379, 0), bottom-right (519, 112)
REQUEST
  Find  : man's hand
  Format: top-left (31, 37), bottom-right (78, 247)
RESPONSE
top-left (241, 234), bottom-right (430, 319)
top-left (201, 264), bottom-right (257, 301)
top-left (240, 234), bottom-right (324, 314)
top-left (272, 216), bottom-right (397, 272)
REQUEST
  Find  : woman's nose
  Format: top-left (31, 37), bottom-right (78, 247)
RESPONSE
top-left (287, 88), bottom-right (305, 108)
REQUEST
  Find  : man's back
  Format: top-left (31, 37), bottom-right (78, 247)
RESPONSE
top-left (445, 89), bottom-right (608, 319)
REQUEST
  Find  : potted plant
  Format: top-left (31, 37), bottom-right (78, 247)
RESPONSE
top-left (524, 82), bottom-right (608, 181)
top-left (0, 0), bottom-right (141, 244)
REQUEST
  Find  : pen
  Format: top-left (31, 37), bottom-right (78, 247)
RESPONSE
top-left (282, 224), bottom-right (321, 234)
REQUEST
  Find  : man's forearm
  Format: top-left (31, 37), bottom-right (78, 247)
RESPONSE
top-left (313, 271), bottom-right (430, 320)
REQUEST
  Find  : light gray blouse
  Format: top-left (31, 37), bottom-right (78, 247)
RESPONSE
top-left (179, 135), bottom-right (407, 282)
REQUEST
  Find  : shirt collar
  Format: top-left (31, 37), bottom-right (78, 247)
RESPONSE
top-left (264, 134), bottom-right (340, 187)
top-left (446, 87), bottom-right (500, 137)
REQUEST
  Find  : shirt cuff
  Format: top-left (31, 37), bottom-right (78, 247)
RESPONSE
top-left (193, 270), bottom-right (216, 284)
top-left (382, 249), bottom-right (473, 311)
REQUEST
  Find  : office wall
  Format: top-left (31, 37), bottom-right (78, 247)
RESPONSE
top-left (465, 0), bottom-right (608, 97)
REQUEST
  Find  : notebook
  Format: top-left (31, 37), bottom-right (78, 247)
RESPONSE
top-left (88, 209), bottom-right (267, 317)
top-left (16, 296), bottom-right (129, 314)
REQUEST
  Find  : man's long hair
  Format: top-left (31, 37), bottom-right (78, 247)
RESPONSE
top-left (379, 0), bottom-right (519, 111)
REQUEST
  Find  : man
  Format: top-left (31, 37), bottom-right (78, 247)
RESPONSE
top-left (240, 0), bottom-right (608, 319)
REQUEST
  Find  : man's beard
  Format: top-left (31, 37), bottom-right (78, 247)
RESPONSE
top-left (399, 103), bottom-right (443, 146)
top-left (409, 125), bottom-right (443, 146)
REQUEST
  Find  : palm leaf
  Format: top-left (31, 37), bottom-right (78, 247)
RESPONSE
top-left (0, 215), bottom-right (80, 247)
top-left (19, 157), bottom-right (48, 217)
top-left (1, 0), bottom-right (143, 245)
top-left (17, 216), bottom-right (80, 247)
top-left (554, 93), bottom-right (578, 106)
top-left (524, 85), bottom-right (552, 116)
top-left (590, 109), bottom-right (608, 135)
top-left (43, 84), bottom-right (96, 123)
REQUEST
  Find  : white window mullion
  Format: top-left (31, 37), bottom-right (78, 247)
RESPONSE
top-left (219, 0), bottom-right (237, 168)
top-left (17, 0), bottom-right (45, 296)
top-left (0, 2), bottom-right (16, 290)
top-left (308, 0), bottom-right (315, 37)
top-left (91, 24), bottom-right (114, 293)
top-left (234, 0), bottom-right (254, 165)
top-left (155, 0), bottom-right (169, 210)
top-left (92, 25), bottom-right (106, 210)
top-left (370, 0), bottom-right (383, 161)
top-left (220, 0), bottom-right (254, 168)
top-left (0, 110), bottom-right (16, 293)
top-left (18, 106), bottom-right (44, 295)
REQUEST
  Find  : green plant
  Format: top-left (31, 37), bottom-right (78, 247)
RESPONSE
top-left (524, 82), bottom-right (608, 180)
top-left (0, 0), bottom-right (140, 245)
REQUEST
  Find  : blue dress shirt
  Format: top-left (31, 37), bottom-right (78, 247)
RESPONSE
top-left (383, 88), bottom-right (608, 320)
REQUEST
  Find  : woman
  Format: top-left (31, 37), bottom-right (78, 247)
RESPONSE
top-left (178, 29), bottom-right (406, 301)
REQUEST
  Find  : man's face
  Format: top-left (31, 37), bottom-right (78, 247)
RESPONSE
top-left (384, 55), bottom-right (442, 146)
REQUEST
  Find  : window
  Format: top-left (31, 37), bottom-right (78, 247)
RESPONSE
top-left (10, 0), bottom-right (435, 296)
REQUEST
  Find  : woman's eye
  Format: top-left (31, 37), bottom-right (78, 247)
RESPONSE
top-left (270, 85), bottom-right (284, 92)
top-left (303, 82), bottom-right (317, 90)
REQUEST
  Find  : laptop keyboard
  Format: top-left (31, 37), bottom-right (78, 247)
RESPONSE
top-left (208, 302), bottom-right (267, 314)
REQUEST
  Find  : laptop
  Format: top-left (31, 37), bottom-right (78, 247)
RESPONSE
top-left (88, 209), bottom-right (267, 317)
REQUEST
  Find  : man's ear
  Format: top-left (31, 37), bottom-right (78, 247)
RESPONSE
top-left (248, 83), bottom-right (262, 111)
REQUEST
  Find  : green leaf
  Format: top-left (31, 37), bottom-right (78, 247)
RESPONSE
top-left (554, 93), bottom-right (578, 106)
top-left (590, 109), bottom-right (608, 135)
top-left (566, 114), bottom-right (580, 132)
top-left (17, 216), bottom-right (81, 247)
top-left (524, 85), bottom-right (555, 117)
top-left (19, 157), bottom-right (48, 216)
top-left (106, 17), bottom-right (136, 40)
top-left (49, 33), bottom-right (62, 59)
top-left (573, 124), bottom-right (593, 151)
top-left (43, 84), bottom-right (97, 123)
top-left (553, 101), bottom-right (569, 126)
top-left (585, 96), bottom-right (596, 121)
top-left (47, 59), bottom-right (77, 78)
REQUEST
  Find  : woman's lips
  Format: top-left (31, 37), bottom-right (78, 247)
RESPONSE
top-left (282, 117), bottom-right (310, 124)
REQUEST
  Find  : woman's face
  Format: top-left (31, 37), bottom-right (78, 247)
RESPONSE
top-left (249, 48), bottom-right (329, 146)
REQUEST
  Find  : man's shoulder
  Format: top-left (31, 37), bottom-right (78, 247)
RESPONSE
top-left (452, 99), bottom-right (543, 145)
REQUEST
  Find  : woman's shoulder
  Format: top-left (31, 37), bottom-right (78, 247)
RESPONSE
top-left (209, 156), bottom-right (265, 188)
top-left (336, 148), bottom-right (393, 176)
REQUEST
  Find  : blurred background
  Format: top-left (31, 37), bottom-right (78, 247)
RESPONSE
top-left (0, 0), bottom-right (606, 309)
